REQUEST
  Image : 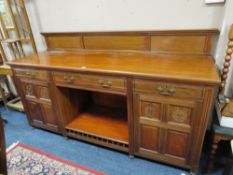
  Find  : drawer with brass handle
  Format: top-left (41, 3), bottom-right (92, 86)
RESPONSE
top-left (98, 80), bottom-right (113, 88)
top-left (134, 79), bottom-right (203, 99)
top-left (63, 75), bottom-right (75, 83)
top-left (14, 68), bottom-right (48, 80)
top-left (156, 85), bottom-right (177, 96)
top-left (53, 71), bottom-right (126, 93)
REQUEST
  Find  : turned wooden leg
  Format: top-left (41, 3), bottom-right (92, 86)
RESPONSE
top-left (207, 134), bottom-right (221, 171)
top-left (223, 156), bottom-right (233, 175)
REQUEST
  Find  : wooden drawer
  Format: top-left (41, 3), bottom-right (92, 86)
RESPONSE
top-left (14, 68), bottom-right (48, 80)
top-left (53, 71), bottom-right (126, 93)
top-left (134, 79), bottom-right (203, 99)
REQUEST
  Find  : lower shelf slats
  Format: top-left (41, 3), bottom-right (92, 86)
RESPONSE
top-left (66, 129), bottom-right (129, 152)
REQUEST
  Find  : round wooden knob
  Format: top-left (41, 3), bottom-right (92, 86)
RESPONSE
top-left (226, 48), bottom-right (233, 54)
top-left (223, 68), bottom-right (229, 73)
top-left (228, 42), bottom-right (233, 47)
top-left (224, 64), bottom-right (230, 68)
top-left (221, 82), bottom-right (225, 87)
top-left (225, 55), bottom-right (232, 61)
top-left (224, 62), bottom-right (230, 67)
top-left (222, 74), bottom-right (228, 79)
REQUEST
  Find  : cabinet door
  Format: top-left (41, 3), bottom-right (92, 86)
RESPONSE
top-left (20, 80), bottom-right (59, 132)
top-left (134, 93), bottom-right (197, 166)
top-left (135, 94), bottom-right (163, 156)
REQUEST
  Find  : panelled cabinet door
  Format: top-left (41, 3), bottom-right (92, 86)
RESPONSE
top-left (19, 79), bottom-right (59, 132)
top-left (135, 94), bottom-right (163, 156)
top-left (134, 93), bottom-right (198, 166)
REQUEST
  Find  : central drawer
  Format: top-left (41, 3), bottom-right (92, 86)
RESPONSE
top-left (53, 71), bottom-right (127, 93)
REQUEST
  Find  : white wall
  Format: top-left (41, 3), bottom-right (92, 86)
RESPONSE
top-left (214, 0), bottom-right (233, 96)
top-left (29, 0), bottom-right (225, 31)
top-left (24, 0), bottom-right (226, 51)
top-left (24, 0), bottom-right (233, 95)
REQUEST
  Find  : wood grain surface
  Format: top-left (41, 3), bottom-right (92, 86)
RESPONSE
top-left (8, 51), bottom-right (220, 84)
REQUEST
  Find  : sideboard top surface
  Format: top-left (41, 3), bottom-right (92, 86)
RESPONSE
top-left (8, 50), bottom-right (220, 85)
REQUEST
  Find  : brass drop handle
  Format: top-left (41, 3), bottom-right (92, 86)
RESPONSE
top-left (70, 76), bottom-right (75, 81)
top-left (157, 85), bottom-right (176, 96)
top-left (26, 71), bottom-right (36, 78)
top-left (99, 80), bottom-right (112, 88)
top-left (63, 75), bottom-right (74, 83)
top-left (168, 87), bottom-right (176, 95)
top-left (30, 72), bottom-right (36, 78)
top-left (99, 80), bottom-right (104, 86)
top-left (63, 75), bottom-right (68, 81)
top-left (107, 81), bottom-right (112, 87)
top-left (157, 85), bottom-right (164, 92)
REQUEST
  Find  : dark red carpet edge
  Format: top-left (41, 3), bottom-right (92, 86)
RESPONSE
top-left (7, 143), bottom-right (106, 175)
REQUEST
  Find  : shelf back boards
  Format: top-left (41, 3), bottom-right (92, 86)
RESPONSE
top-left (41, 29), bottom-right (219, 55)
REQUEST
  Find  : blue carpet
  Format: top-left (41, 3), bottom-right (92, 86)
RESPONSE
top-left (1, 106), bottom-right (224, 175)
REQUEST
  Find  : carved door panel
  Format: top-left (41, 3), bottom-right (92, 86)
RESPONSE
top-left (36, 86), bottom-right (51, 102)
top-left (140, 101), bottom-right (161, 120)
top-left (22, 82), bottom-right (36, 100)
top-left (27, 101), bottom-right (44, 124)
top-left (134, 93), bottom-right (197, 165)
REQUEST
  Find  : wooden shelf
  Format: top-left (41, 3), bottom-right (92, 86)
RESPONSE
top-left (66, 104), bottom-right (128, 143)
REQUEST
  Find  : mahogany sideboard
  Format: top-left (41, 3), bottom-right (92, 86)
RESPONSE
top-left (8, 30), bottom-right (220, 174)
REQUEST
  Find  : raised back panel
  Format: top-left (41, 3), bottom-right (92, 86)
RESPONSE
top-left (151, 36), bottom-right (207, 54)
top-left (84, 36), bottom-right (147, 50)
top-left (42, 30), bottom-right (219, 55)
top-left (45, 35), bottom-right (83, 50)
